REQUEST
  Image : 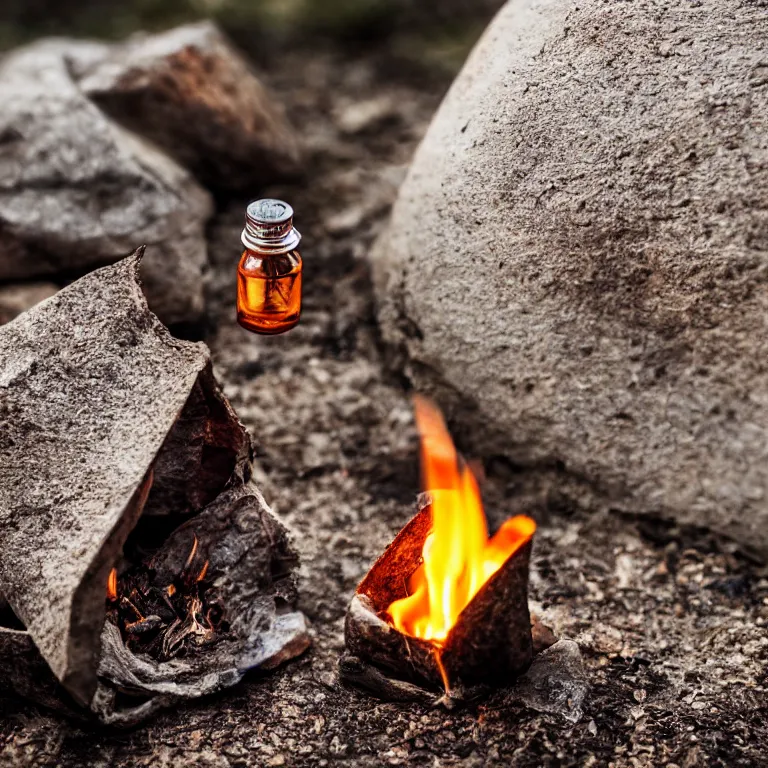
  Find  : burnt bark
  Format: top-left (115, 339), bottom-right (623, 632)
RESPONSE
top-left (344, 499), bottom-right (537, 702)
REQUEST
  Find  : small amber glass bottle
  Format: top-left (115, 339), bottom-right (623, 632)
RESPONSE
top-left (237, 199), bottom-right (302, 335)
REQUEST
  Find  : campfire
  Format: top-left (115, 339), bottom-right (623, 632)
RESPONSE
top-left (342, 397), bottom-right (552, 705)
top-left (387, 398), bottom-right (536, 646)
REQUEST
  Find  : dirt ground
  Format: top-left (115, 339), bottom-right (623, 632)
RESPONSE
top-left (1, 46), bottom-right (767, 768)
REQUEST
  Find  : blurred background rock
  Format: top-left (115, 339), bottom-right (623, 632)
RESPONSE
top-left (0, 0), bottom-right (505, 75)
top-left (0, 0), bottom-right (507, 330)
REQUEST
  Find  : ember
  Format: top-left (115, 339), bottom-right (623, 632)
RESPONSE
top-left (106, 534), bottom-right (222, 661)
top-left (106, 568), bottom-right (118, 602)
top-left (387, 397), bottom-right (536, 642)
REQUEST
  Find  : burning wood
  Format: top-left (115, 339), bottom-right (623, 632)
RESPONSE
top-left (108, 534), bottom-right (219, 662)
top-left (343, 398), bottom-right (553, 705)
top-left (0, 252), bottom-right (310, 725)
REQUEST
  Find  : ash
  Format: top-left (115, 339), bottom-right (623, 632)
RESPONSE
top-left (2, 48), bottom-right (766, 768)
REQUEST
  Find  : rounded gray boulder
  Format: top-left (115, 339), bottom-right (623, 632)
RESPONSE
top-left (374, 0), bottom-right (768, 554)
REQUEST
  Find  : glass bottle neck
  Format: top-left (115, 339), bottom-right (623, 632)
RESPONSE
top-left (241, 225), bottom-right (301, 253)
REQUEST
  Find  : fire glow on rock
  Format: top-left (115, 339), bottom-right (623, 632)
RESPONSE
top-left (387, 397), bottom-right (536, 643)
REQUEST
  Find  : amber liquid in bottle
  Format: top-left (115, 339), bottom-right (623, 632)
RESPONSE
top-left (237, 248), bottom-right (302, 335)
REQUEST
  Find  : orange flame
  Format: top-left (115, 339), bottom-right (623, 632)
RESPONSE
top-left (387, 397), bottom-right (536, 643)
top-left (107, 568), bottom-right (118, 601)
top-left (185, 535), bottom-right (199, 570)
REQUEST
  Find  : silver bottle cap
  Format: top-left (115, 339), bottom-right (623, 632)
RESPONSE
top-left (241, 199), bottom-right (302, 253)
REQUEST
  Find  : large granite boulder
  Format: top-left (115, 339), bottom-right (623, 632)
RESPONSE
top-left (0, 40), bottom-right (213, 326)
top-left (374, 0), bottom-right (768, 554)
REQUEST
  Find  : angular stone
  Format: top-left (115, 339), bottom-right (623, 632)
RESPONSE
top-left (0, 252), bottom-right (308, 720)
top-left (0, 40), bottom-right (213, 326)
top-left (77, 21), bottom-right (301, 193)
top-left (512, 640), bottom-right (588, 724)
top-left (374, 0), bottom-right (768, 556)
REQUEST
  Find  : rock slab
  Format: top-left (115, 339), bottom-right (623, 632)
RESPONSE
top-left (374, 0), bottom-right (768, 555)
top-left (0, 252), bottom-right (210, 702)
top-left (78, 21), bottom-right (301, 193)
top-left (0, 40), bottom-right (213, 326)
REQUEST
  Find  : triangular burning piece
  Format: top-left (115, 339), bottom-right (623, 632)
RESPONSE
top-left (0, 251), bottom-right (309, 725)
top-left (343, 398), bottom-right (549, 705)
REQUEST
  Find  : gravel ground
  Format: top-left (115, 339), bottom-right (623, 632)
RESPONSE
top-left (1, 47), bottom-right (767, 768)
